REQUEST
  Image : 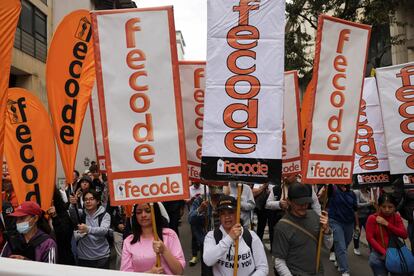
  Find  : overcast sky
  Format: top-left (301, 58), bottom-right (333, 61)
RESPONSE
top-left (134, 0), bottom-right (207, 61)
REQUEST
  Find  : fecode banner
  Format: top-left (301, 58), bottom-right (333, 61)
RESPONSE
top-left (89, 84), bottom-right (106, 173)
top-left (46, 10), bottom-right (95, 185)
top-left (91, 7), bottom-right (189, 205)
top-left (0, 0), bottom-right (21, 211)
top-left (353, 78), bottom-right (391, 188)
top-left (376, 62), bottom-right (414, 184)
top-left (302, 15), bottom-right (371, 184)
top-left (282, 71), bottom-right (302, 177)
top-left (201, 0), bottom-right (285, 183)
top-left (179, 61), bottom-right (205, 182)
top-left (5, 88), bottom-right (56, 210)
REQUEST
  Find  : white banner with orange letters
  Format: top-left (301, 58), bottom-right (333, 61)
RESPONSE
top-left (201, 0), bottom-right (285, 184)
top-left (282, 71), bottom-right (302, 177)
top-left (353, 77), bottom-right (390, 187)
top-left (179, 62), bottom-right (205, 182)
top-left (376, 62), bottom-right (414, 182)
top-left (91, 7), bottom-right (189, 205)
top-left (5, 88), bottom-right (56, 210)
top-left (46, 10), bottom-right (95, 185)
top-left (89, 84), bottom-right (106, 173)
top-left (302, 15), bottom-right (371, 184)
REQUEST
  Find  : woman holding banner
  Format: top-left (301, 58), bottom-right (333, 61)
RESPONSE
top-left (120, 203), bottom-right (185, 274)
top-left (203, 195), bottom-right (268, 276)
top-left (366, 193), bottom-right (409, 275)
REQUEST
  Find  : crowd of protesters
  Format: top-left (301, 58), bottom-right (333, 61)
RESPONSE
top-left (1, 165), bottom-right (414, 276)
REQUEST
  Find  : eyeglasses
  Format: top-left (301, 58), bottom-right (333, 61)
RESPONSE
top-left (84, 197), bottom-right (96, 202)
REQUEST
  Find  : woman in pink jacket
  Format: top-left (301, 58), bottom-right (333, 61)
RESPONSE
top-left (120, 203), bottom-right (185, 274)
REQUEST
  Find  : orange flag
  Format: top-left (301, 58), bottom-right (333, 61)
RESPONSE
top-left (46, 10), bottom-right (95, 185)
top-left (0, 0), bottom-right (21, 211)
top-left (5, 88), bottom-right (56, 210)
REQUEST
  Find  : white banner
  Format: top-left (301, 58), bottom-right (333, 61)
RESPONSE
top-left (89, 84), bottom-right (106, 172)
top-left (201, 0), bottom-right (285, 183)
top-left (376, 62), bottom-right (414, 175)
top-left (282, 71), bottom-right (302, 176)
top-left (91, 7), bottom-right (189, 205)
top-left (302, 15), bottom-right (371, 184)
top-left (179, 62), bottom-right (205, 182)
top-left (353, 77), bottom-right (390, 174)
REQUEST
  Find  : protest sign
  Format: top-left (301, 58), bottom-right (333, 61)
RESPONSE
top-left (92, 7), bottom-right (189, 205)
top-left (376, 62), bottom-right (414, 185)
top-left (282, 71), bottom-right (302, 177)
top-left (89, 84), bottom-right (106, 172)
top-left (302, 15), bottom-right (371, 184)
top-left (179, 61), bottom-right (205, 182)
top-left (5, 88), bottom-right (56, 210)
top-left (202, 0), bottom-right (285, 184)
top-left (353, 77), bottom-right (390, 188)
top-left (46, 10), bottom-right (95, 185)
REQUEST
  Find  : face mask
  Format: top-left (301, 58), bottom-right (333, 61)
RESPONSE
top-left (16, 221), bottom-right (32, 234)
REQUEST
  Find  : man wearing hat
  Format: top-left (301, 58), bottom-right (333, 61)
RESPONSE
top-left (203, 195), bottom-right (268, 276)
top-left (273, 182), bottom-right (333, 276)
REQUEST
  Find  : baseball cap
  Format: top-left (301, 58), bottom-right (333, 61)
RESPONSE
top-left (217, 195), bottom-right (237, 211)
top-left (9, 201), bottom-right (42, 217)
top-left (288, 183), bottom-right (313, 205)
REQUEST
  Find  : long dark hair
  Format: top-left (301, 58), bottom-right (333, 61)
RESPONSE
top-left (36, 211), bottom-right (53, 236)
top-left (130, 203), bottom-right (168, 244)
top-left (378, 193), bottom-right (398, 208)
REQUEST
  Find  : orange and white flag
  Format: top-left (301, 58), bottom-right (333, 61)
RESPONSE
top-left (5, 88), bottom-right (56, 210)
top-left (46, 10), bottom-right (95, 185)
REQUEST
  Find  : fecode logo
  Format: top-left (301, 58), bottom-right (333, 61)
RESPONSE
top-left (357, 173), bottom-right (389, 184)
top-left (194, 68), bottom-right (204, 160)
top-left (310, 161), bottom-right (350, 178)
top-left (223, 0), bottom-right (261, 154)
top-left (116, 177), bottom-right (180, 199)
top-left (395, 65), bottom-right (414, 169)
top-left (125, 18), bottom-right (155, 164)
top-left (6, 97), bottom-right (41, 204)
top-left (327, 29), bottom-right (351, 151)
top-left (61, 17), bottom-right (92, 145)
top-left (355, 99), bottom-right (378, 170)
top-left (282, 161), bottom-right (300, 174)
top-left (217, 159), bottom-right (268, 176)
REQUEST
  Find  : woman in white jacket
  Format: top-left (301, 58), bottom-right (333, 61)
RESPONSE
top-left (203, 195), bottom-right (268, 276)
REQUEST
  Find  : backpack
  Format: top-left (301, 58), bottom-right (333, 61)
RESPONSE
top-left (80, 212), bottom-right (113, 246)
top-left (203, 228), bottom-right (253, 276)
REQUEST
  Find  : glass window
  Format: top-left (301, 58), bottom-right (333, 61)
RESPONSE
top-left (20, 0), bottom-right (33, 34)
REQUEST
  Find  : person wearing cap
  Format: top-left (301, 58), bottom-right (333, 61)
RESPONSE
top-left (203, 195), bottom-right (268, 276)
top-left (273, 182), bottom-right (333, 276)
top-left (1, 201), bottom-right (56, 263)
top-left (120, 203), bottom-right (185, 274)
top-left (188, 185), bottom-right (223, 274)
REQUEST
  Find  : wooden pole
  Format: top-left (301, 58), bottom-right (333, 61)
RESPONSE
top-left (233, 183), bottom-right (242, 276)
top-left (150, 203), bottom-right (161, 267)
top-left (316, 184), bottom-right (329, 273)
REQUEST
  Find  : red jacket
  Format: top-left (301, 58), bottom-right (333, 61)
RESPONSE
top-left (366, 213), bottom-right (407, 256)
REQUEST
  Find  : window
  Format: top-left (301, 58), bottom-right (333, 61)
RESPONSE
top-left (41, 0), bottom-right (47, 5)
top-left (14, 0), bottom-right (47, 62)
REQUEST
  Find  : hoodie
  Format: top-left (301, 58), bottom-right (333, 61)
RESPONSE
top-left (75, 205), bottom-right (111, 260)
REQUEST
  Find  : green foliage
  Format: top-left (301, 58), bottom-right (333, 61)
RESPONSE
top-left (285, 0), bottom-right (404, 86)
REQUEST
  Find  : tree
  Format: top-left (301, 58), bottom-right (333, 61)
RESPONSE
top-left (285, 0), bottom-right (407, 86)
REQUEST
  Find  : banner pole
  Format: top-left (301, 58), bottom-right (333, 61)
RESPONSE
top-left (316, 184), bottom-right (328, 273)
top-left (204, 184), bottom-right (209, 231)
top-left (150, 202), bottom-right (161, 267)
top-left (233, 183), bottom-right (242, 276)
